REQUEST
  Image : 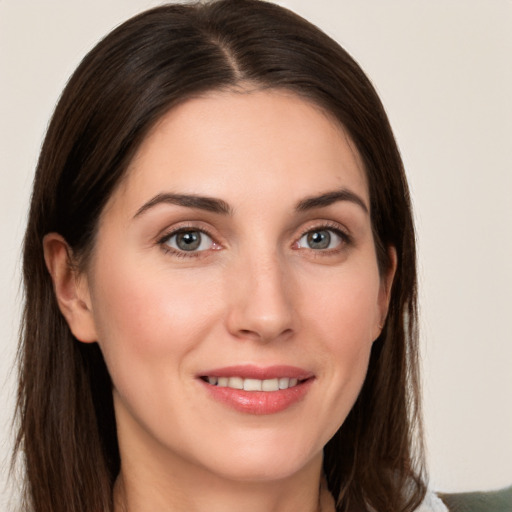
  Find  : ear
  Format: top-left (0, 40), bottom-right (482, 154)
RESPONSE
top-left (374, 246), bottom-right (397, 340)
top-left (43, 233), bottom-right (98, 343)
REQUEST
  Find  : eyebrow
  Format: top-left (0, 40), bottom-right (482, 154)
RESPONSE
top-left (134, 193), bottom-right (233, 218)
top-left (134, 188), bottom-right (368, 219)
top-left (295, 189), bottom-right (369, 213)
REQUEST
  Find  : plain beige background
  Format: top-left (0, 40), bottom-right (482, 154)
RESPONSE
top-left (1, 0), bottom-right (511, 506)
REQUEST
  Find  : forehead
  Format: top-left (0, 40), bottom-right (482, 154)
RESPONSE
top-left (111, 89), bottom-right (368, 213)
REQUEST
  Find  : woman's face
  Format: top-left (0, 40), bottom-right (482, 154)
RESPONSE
top-left (77, 90), bottom-right (393, 483)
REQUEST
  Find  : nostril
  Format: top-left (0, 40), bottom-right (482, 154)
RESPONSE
top-left (225, 279), bottom-right (296, 342)
top-left (236, 327), bottom-right (294, 343)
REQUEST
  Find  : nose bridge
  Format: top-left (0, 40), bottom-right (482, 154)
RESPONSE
top-left (226, 243), bottom-right (295, 342)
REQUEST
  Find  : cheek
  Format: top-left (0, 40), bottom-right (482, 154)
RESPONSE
top-left (298, 264), bottom-right (381, 428)
top-left (319, 282), bottom-right (377, 383)
top-left (88, 259), bottom-right (227, 445)
top-left (89, 253), bottom-right (221, 379)
top-left (302, 262), bottom-right (382, 349)
top-left (327, 278), bottom-right (379, 382)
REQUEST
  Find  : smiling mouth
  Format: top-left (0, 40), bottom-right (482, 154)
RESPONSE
top-left (198, 366), bottom-right (314, 414)
top-left (200, 376), bottom-right (305, 391)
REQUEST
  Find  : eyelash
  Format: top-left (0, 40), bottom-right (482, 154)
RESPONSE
top-left (157, 225), bottom-right (218, 259)
top-left (157, 222), bottom-right (352, 258)
top-left (295, 222), bottom-right (352, 255)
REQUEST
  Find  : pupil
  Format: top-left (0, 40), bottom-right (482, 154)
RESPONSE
top-left (308, 230), bottom-right (330, 249)
top-left (177, 231), bottom-right (201, 251)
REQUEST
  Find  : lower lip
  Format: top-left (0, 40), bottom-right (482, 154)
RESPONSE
top-left (200, 378), bottom-right (314, 415)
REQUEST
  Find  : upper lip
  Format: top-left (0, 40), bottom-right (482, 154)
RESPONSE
top-left (198, 364), bottom-right (314, 380)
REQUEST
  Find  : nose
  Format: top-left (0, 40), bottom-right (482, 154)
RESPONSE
top-left (225, 251), bottom-right (296, 343)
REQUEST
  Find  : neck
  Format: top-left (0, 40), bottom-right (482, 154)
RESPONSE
top-left (114, 454), bottom-right (324, 512)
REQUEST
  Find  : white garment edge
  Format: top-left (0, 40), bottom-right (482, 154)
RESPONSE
top-left (415, 489), bottom-right (449, 512)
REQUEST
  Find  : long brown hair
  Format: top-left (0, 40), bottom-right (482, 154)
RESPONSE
top-left (15, 1), bottom-right (425, 510)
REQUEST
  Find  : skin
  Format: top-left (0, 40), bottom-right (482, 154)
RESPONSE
top-left (44, 89), bottom-right (395, 512)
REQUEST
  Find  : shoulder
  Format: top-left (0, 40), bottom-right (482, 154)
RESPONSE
top-left (437, 486), bottom-right (512, 512)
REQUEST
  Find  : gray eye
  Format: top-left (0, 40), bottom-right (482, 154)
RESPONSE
top-left (298, 229), bottom-right (342, 250)
top-left (166, 230), bottom-right (213, 252)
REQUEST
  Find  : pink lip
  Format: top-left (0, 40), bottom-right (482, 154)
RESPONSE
top-left (199, 364), bottom-right (314, 380)
top-left (197, 365), bottom-right (315, 415)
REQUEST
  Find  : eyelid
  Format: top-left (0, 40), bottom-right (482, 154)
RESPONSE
top-left (293, 221), bottom-right (353, 251)
top-left (297, 220), bottom-right (351, 240)
top-left (156, 223), bottom-right (222, 257)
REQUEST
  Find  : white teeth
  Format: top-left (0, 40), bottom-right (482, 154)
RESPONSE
top-left (243, 378), bottom-right (262, 391)
top-left (262, 378), bottom-right (279, 391)
top-left (228, 376), bottom-right (244, 389)
top-left (278, 377), bottom-right (290, 389)
top-left (205, 376), bottom-right (302, 391)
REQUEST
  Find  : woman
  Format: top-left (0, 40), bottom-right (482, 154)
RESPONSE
top-left (14, 1), bottom-right (448, 511)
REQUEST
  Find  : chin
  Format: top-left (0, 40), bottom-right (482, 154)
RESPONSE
top-left (192, 428), bottom-right (324, 484)
top-left (208, 454), bottom-right (319, 484)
